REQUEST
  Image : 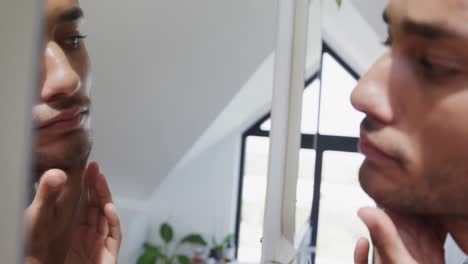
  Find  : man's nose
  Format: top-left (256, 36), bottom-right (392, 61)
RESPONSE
top-left (351, 51), bottom-right (394, 125)
top-left (40, 42), bottom-right (80, 102)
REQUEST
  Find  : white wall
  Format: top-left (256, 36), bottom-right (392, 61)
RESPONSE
top-left (146, 132), bottom-right (242, 253)
top-left (112, 132), bottom-right (242, 262)
top-left (113, 199), bottom-right (149, 263)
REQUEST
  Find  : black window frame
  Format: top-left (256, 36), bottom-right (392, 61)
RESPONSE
top-left (234, 43), bottom-right (361, 264)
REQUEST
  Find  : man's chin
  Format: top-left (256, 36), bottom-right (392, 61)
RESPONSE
top-left (359, 163), bottom-right (409, 210)
top-left (35, 128), bottom-right (93, 174)
top-left (359, 164), bottom-right (430, 214)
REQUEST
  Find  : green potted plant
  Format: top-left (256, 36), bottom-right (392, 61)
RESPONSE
top-left (137, 222), bottom-right (207, 264)
top-left (208, 234), bottom-right (233, 262)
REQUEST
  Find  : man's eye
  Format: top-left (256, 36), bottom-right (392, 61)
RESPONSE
top-left (419, 57), bottom-right (461, 79)
top-left (60, 35), bottom-right (87, 49)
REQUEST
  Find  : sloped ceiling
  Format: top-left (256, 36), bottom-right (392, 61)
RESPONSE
top-left (351, 0), bottom-right (388, 39)
top-left (80, 0), bottom-right (277, 199)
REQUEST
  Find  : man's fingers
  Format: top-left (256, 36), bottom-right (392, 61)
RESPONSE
top-left (86, 162), bottom-right (100, 180)
top-left (86, 165), bottom-right (111, 206)
top-left (93, 172), bottom-right (113, 207)
top-left (85, 162), bottom-right (100, 206)
top-left (104, 203), bottom-right (122, 255)
top-left (56, 163), bottom-right (96, 227)
top-left (358, 207), bottom-right (411, 262)
top-left (86, 165), bottom-right (122, 256)
top-left (354, 237), bottom-right (370, 264)
top-left (32, 169), bottom-right (67, 210)
top-left (98, 213), bottom-right (109, 237)
top-left (79, 162), bottom-right (101, 225)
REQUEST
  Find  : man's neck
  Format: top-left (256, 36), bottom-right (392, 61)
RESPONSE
top-left (444, 217), bottom-right (468, 255)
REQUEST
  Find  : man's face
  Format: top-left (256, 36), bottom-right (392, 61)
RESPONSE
top-left (35, 0), bottom-right (91, 176)
top-left (351, 0), bottom-right (468, 216)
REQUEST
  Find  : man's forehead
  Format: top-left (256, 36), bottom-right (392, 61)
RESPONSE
top-left (46, 0), bottom-right (82, 20)
top-left (387, 0), bottom-right (468, 39)
top-left (390, 0), bottom-right (468, 13)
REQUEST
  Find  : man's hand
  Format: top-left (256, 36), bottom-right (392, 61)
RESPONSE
top-left (65, 162), bottom-right (122, 264)
top-left (25, 168), bottom-right (81, 264)
top-left (354, 207), bottom-right (446, 264)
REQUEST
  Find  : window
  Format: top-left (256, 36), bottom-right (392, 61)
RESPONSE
top-left (295, 149), bottom-right (316, 230)
top-left (315, 151), bottom-right (374, 264)
top-left (319, 53), bottom-right (364, 137)
top-left (237, 136), bottom-right (269, 263)
top-left (236, 77), bottom-right (319, 263)
top-left (235, 45), bottom-right (374, 264)
top-left (236, 137), bottom-right (317, 263)
top-left (260, 79), bottom-right (320, 135)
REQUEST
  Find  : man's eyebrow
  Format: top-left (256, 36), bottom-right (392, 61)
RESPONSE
top-left (401, 19), bottom-right (461, 40)
top-left (58, 7), bottom-right (84, 23)
top-left (384, 8), bottom-right (465, 41)
top-left (382, 9), bottom-right (389, 25)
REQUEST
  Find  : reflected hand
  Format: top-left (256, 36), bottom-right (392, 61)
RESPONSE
top-left (354, 207), bottom-right (446, 264)
top-left (65, 163), bottom-right (122, 264)
top-left (25, 168), bottom-right (83, 264)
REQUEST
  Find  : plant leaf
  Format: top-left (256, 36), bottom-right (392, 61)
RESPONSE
top-left (222, 234), bottom-right (233, 246)
top-left (336, 0), bottom-right (342, 7)
top-left (137, 246), bottom-right (161, 264)
top-left (177, 255), bottom-right (190, 264)
top-left (214, 245), bottom-right (223, 252)
top-left (180, 234), bottom-right (207, 246)
top-left (160, 222), bottom-right (174, 244)
top-left (137, 253), bottom-right (157, 264)
top-left (143, 243), bottom-right (159, 251)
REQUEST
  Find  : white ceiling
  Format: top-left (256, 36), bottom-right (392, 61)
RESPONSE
top-left (81, 0), bottom-right (278, 199)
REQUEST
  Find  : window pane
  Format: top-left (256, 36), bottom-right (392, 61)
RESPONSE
top-left (260, 79), bottom-right (320, 135)
top-left (238, 137), bottom-right (317, 262)
top-left (315, 151), bottom-right (374, 264)
top-left (319, 53), bottom-right (364, 137)
top-left (302, 80), bottom-right (320, 134)
top-left (260, 119), bottom-right (271, 131)
top-left (296, 149), bottom-right (316, 231)
top-left (238, 136), bottom-right (269, 263)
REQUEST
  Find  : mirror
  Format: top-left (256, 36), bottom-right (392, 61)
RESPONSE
top-left (13, 0), bottom-right (324, 262)
top-left (14, 0), bottom-right (468, 263)
top-left (79, 0), bottom-right (280, 262)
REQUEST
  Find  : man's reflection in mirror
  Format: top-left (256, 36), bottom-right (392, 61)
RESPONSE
top-left (25, 0), bottom-right (122, 263)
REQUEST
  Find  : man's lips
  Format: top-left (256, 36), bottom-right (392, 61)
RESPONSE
top-left (359, 132), bottom-right (397, 162)
top-left (37, 108), bottom-right (88, 132)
